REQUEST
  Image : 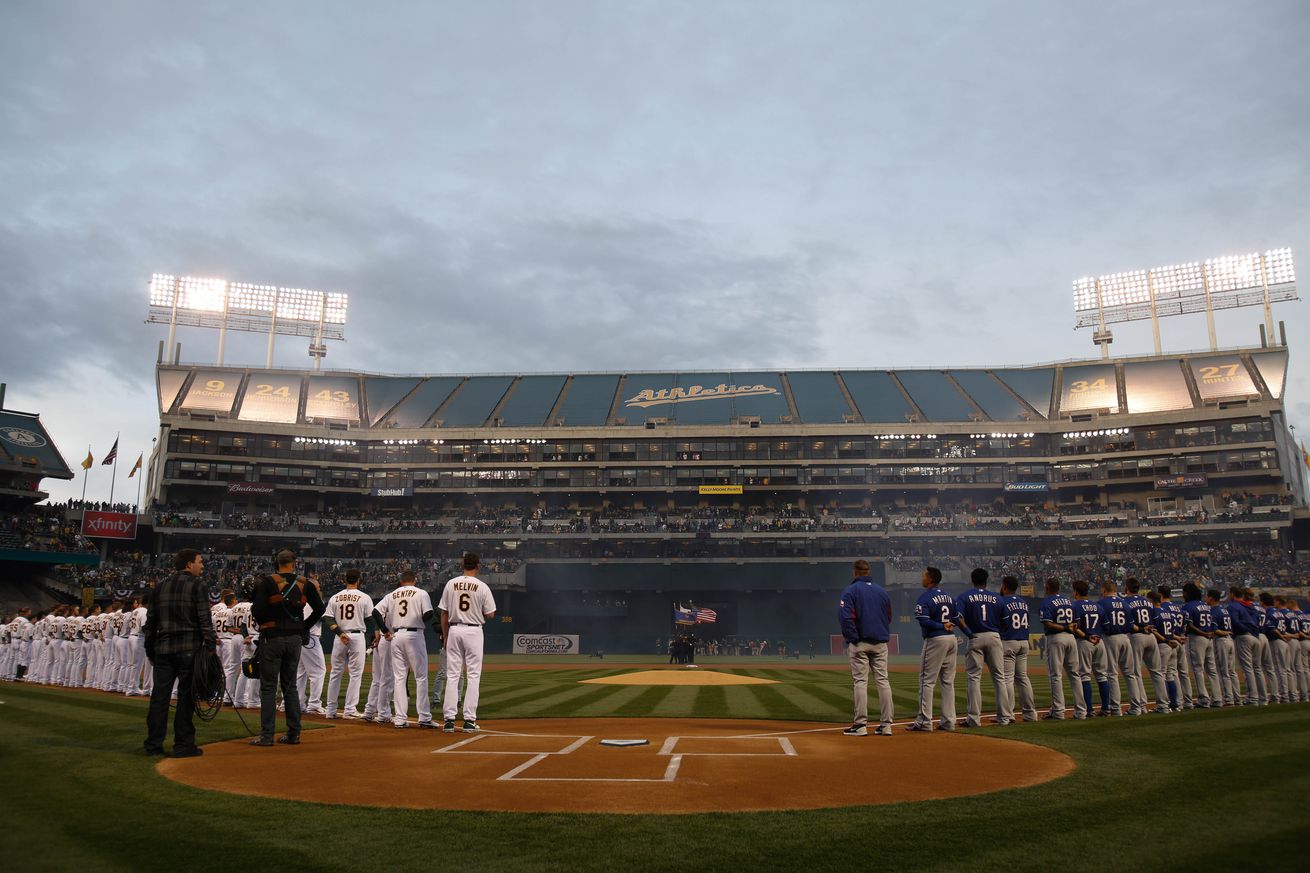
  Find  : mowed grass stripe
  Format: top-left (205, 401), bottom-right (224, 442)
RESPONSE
top-left (768, 682), bottom-right (843, 719)
top-left (649, 686), bottom-right (702, 716)
top-left (721, 685), bottom-right (771, 719)
top-left (571, 684), bottom-right (654, 717)
top-left (503, 684), bottom-right (622, 717)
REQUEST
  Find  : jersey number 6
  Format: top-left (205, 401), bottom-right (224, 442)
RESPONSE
top-left (458, 593), bottom-right (471, 612)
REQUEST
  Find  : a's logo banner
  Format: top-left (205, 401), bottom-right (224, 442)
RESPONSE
top-left (512, 634), bottom-right (579, 655)
top-left (0, 427), bottom-right (47, 448)
top-left (82, 511), bottom-right (138, 539)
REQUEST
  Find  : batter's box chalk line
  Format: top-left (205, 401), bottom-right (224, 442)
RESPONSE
top-left (429, 730), bottom-right (801, 783)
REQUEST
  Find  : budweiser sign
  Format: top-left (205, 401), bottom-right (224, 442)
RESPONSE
top-left (226, 482), bottom-right (276, 496)
top-left (81, 511), bottom-right (138, 540)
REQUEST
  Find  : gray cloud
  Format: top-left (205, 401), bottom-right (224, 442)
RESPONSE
top-left (1, 0), bottom-right (1308, 502)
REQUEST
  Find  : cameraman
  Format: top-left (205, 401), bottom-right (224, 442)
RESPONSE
top-left (249, 550), bottom-right (325, 746)
top-left (143, 548), bottom-right (216, 757)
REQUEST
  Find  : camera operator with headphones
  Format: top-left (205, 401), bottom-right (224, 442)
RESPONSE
top-left (248, 549), bottom-right (325, 746)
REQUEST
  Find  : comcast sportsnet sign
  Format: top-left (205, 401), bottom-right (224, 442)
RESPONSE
top-left (513, 634), bottom-right (579, 655)
top-left (81, 511), bottom-right (138, 540)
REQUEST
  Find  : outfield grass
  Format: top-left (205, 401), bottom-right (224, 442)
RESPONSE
top-left (3, 665), bottom-right (1308, 873)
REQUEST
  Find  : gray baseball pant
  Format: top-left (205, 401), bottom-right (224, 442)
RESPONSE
top-left (1270, 638), bottom-right (1294, 703)
top-left (1176, 638), bottom-right (1195, 707)
top-left (848, 640), bottom-right (894, 728)
top-left (1104, 634), bottom-right (1146, 713)
top-left (1044, 632), bottom-right (1086, 718)
top-left (1186, 635), bottom-right (1219, 705)
top-left (1235, 634), bottom-right (1264, 704)
top-left (1254, 635), bottom-right (1279, 702)
top-left (1212, 636), bottom-right (1239, 706)
top-left (1132, 633), bottom-right (1166, 712)
top-left (1077, 637), bottom-right (1113, 710)
top-left (1001, 639), bottom-right (1038, 721)
top-left (964, 632), bottom-right (1005, 725)
top-left (914, 635), bottom-right (958, 729)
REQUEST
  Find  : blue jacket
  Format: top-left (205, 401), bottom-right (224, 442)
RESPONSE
top-left (838, 576), bottom-right (892, 644)
top-left (1226, 597), bottom-right (1257, 631)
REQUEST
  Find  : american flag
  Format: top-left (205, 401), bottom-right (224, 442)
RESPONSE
top-left (695, 608), bottom-right (717, 624)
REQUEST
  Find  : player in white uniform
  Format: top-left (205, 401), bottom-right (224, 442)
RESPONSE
top-left (83, 607), bottom-right (102, 687)
top-left (323, 569), bottom-right (375, 719)
top-left (124, 598), bottom-right (150, 695)
top-left (297, 577), bottom-right (328, 715)
top-left (375, 570), bottom-right (435, 728)
top-left (439, 553), bottom-right (497, 732)
top-left (226, 590), bottom-right (256, 707)
top-left (97, 605), bottom-right (121, 690)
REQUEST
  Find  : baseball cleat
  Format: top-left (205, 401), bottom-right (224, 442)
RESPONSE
top-left (372, 715), bottom-right (391, 724)
top-left (873, 725), bottom-right (894, 736)
top-left (417, 721), bottom-right (438, 729)
top-left (393, 721), bottom-right (409, 729)
top-left (462, 720), bottom-right (479, 732)
top-left (842, 724), bottom-right (867, 736)
top-left (993, 719), bottom-right (1013, 726)
top-left (443, 720), bottom-right (456, 732)
top-left (344, 710), bottom-right (364, 719)
top-left (955, 719), bottom-right (980, 729)
top-left (905, 723), bottom-right (932, 732)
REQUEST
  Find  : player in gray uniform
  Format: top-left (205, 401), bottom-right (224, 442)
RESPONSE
top-left (907, 567), bottom-right (961, 732)
top-left (1207, 589), bottom-right (1239, 707)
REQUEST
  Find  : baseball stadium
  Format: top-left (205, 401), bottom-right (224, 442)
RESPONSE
top-left (4, 265), bottom-right (1310, 871)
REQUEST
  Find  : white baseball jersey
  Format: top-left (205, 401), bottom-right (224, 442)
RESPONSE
top-left (16, 617), bottom-right (33, 641)
top-left (438, 575), bottom-right (497, 625)
top-left (378, 585), bottom-right (432, 631)
top-left (303, 603), bottom-right (323, 638)
top-left (107, 611), bottom-right (125, 638)
top-left (211, 603), bottom-right (230, 635)
top-left (228, 602), bottom-right (254, 637)
top-left (130, 607), bottom-right (148, 635)
top-left (326, 589), bottom-right (375, 633)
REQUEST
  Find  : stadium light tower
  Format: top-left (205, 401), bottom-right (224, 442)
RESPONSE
top-left (1072, 248), bottom-right (1297, 358)
top-left (146, 275), bottom-right (349, 369)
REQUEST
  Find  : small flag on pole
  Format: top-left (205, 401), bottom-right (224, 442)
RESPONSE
top-left (128, 453), bottom-right (143, 478)
top-left (695, 608), bottom-right (717, 624)
top-left (81, 450), bottom-right (94, 470)
top-left (1302, 441), bottom-right (1309, 471)
top-left (102, 438), bottom-right (119, 466)
top-left (674, 604), bottom-right (696, 626)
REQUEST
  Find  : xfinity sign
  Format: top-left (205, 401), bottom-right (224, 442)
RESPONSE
top-left (81, 511), bottom-right (138, 540)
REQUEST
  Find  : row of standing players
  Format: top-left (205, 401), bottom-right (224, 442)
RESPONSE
top-left (1, 603), bottom-right (152, 692)
top-left (838, 562), bottom-right (1310, 736)
top-left (0, 560), bottom-right (498, 735)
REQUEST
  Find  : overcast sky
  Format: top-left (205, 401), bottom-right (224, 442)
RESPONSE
top-left (2, 1), bottom-right (1307, 505)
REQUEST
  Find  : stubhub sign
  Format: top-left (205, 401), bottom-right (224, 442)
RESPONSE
top-left (512, 634), bottom-right (579, 655)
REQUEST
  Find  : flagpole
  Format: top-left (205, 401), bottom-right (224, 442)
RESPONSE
top-left (108, 432), bottom-right (120, 506)
top-left (135, 453), bottom-right (142, 513)
top-left (80, 444), bottom-right (90, 505)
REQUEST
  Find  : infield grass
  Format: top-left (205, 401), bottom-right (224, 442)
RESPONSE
top-left (2, 660), bottom-right (1308, 873)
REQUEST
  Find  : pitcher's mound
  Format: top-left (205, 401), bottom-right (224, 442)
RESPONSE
top-left (158, 717), bottom-right (1074, 814)
top-left (580, 670), bottom-right (777, 686)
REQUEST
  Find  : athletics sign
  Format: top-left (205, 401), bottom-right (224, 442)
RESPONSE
top-left (513, 634), bottom-right (579, 655)
top-left (82, 511), bottom-right (138, 539)
top-left (625, 382), bottom-right (779, 408)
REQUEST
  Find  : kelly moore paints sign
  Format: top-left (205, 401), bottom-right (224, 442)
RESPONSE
top-left (512, 634), bottom-right (580, 655)
top-left (81, 511), bottom-right (138, 540)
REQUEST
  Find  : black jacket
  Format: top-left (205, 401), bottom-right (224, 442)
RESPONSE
top-left (250, 572), bottom-right (325, 638)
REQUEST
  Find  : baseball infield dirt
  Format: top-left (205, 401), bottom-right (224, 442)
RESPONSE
top-left (158, 717), bottom-right (1074, 814)
top-left (579, 670), bottom-right (778, 685)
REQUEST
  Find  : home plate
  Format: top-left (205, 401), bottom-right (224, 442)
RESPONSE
top-left (600, 739), bottom-right (649, 747)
